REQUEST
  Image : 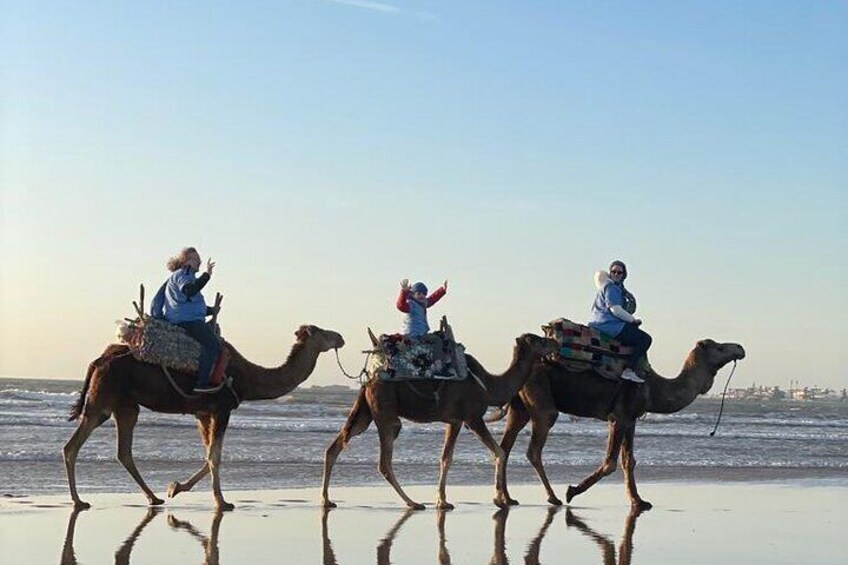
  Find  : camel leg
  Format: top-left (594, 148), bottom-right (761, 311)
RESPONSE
top-left (464, 417), bottom-right (509, 508)
top-left (377, 418), bottom-right (424, 510)
top-left (321, 394), bottom-right (373, 508)
top-left (436, 422), bottom-right (461, 510)
top-left (526, 409), bottom-right (561, 505)
top-left (206, 411), bottom-right (234, 511)
top-left (620, 423), bottom-right (652, 511)
top-left (566, 420), bottom-right (624, 504)
top-left (168, 414), bottom-right (213, 499)
top-left (63, 413), bottom-right (109, 510)
top-left (115, 406), bottom-right (164, 506)
top-left (499, 399), bottom-right (530, 506)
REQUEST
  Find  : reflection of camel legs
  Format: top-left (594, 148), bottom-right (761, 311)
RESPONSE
top-left (620, 424), bottom-right (652, 511)
top-left (115, 405), bottom-right (164, 506)
top-left (63, 413), bottom-right (109, 510)
top-left (489, 507), bottom-right (509, 565)
top-left (464, 417), bottom-right (508, 508)
top-left (114, 507), bottom-right (162, 565)
top-left (525, 506), bottom-right (561, 565)
top-left (321, 390), bottom-right (373, 508)
top-left (376, 509), bottom-right (416, 565)
top-left (378, 418), bottom-right (424, 510)
top-left (168, 414), bottom-right (213, 499)
top-left (526, 409), bottom-right (561, 505)
top-left (499, 398), bottom-right (530, 505)
top-left (436, 423), bottom-right (461, 510)
top-left (167, 510), bottom-right (225, 565)
top-left (206, 412), bottom-right (233, 511)
top-left (566, 506), bottom-right (644, 565)
top-left (565, 509), bottom-right (616, 565)
top-left (436, 508), bottom-right (452, 565)
top-left (60, 508), bottom-right (85, 565)
top-left (321, 508), bottom-right (339, 565)
top-left (567, 420), bottom-right (624, 503)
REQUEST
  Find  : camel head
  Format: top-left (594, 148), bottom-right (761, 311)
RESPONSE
top-left (515, 333), bottom-right (560, 360)
top-left (691, 339), bottom-right (746, 393)
top-left (294, 325), bottom-right (345, 352)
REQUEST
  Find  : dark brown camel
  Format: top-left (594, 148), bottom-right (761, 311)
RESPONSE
top-left (496, 338), bottom-right (745, 510)
top-left (321, 334), bottom-right (559, 510)
top-left (63, 325), bottom-right (344, 511)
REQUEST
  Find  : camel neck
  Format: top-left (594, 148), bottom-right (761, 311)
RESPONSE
top-left (480, 347), bottom-right (535, 406)
top-left (230, 340), bottom-right (321, 401)
top-left (647, 355), bottom-right (713, 414)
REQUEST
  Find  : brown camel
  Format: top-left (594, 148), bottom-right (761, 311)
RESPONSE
top-left (63, 324), bottom-right (344, 511)
top-left (321, 334), bottom-right (559, 510)
top-left (496, 338), bottom-right (745, 510)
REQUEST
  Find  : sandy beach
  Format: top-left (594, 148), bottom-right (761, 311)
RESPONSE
top-left (1, 481), bottom-right (844, 564)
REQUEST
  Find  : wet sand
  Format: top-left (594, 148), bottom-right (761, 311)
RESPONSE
top-left (1, 482), bottom-right (844, 564)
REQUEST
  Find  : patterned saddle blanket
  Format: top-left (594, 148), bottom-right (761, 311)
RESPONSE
top-left (543, 318), bottom-right (639, 381)
top-left (367, 331), bottom-right (468, 382)
top-left (117, 317), bottom-right (218, 374)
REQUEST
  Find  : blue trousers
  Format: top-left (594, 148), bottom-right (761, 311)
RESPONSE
top-left (616, 323), bottom-right (653, 371)
top-left (178, 320), bottom-right (220, 386)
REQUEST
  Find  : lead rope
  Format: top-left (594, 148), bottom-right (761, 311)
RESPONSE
top-left (335, 348), bottom-right (370, 385)
top-left (709, 360), bottom-right (737, 437)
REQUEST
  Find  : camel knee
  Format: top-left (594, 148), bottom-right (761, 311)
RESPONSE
top-left (600, 461), bottom-right (618, 476)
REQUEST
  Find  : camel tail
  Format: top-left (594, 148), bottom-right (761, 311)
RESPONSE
top-left (69, 360), bottom-right (98, 421)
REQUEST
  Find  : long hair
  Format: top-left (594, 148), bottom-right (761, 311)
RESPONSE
top-left (166, 247), bottom-right (198, 272)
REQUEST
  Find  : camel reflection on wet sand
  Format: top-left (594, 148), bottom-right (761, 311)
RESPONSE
top-left (60, 507), bottom-right (224, 565)
top-left (61, 501), bottom-right (642, 564)
top-left (321, 503), bottom-right (641, 565)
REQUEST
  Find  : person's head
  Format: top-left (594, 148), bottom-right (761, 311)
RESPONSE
top-left (410, 282), bottom-right (428, 300)
top-left (609, 260), bottom-right (627, 283)
top-left (167, 247), bottom-right (201, 272)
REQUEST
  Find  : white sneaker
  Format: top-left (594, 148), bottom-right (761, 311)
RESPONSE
top-left (620, 369), bottom-right (645, 384)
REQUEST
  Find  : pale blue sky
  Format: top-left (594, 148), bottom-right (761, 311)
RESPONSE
top-left (2, 1), bottom-right (846, 389)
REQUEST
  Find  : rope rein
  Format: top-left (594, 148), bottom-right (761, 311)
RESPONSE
top-left (709, 360), bottom-right (737, 437)
top-left (334, 348), bottom-right (370, 385)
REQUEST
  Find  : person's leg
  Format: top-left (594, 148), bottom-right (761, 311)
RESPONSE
top-left (180, 321), bottom-right (220, 388)
top-left (616, 324), bottom-right (652, 371)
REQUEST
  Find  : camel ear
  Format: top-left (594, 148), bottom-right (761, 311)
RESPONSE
top-left (295, 326), bottom-right (312, 341)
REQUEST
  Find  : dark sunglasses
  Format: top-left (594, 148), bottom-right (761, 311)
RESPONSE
top-left (611, 270), bottom-right (625, 275)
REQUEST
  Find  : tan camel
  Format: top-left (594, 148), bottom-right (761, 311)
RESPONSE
top-left (63, 324), bottom-right (344, 511)
top-left (496, 338), bottom-right (745, 510)
top-left (321, 334), bottom-right (559, 510)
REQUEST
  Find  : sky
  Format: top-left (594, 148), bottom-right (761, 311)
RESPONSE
top-left (2, 1), bottom-right (846, 390)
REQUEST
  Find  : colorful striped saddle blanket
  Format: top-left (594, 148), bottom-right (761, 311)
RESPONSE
top-left (543, 318), bottom-right (635, 381)
top-left (367, 331), bottom-right (468, 382)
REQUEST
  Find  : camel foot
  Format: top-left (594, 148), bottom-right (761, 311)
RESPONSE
top-left (565, 485), bottom-right (578, 504)
top-left (632, 499), bottom-right (652, 511)
top-left (73, 500), bottom-right (91, 511)
top-left (148, 496), bottom-right (165, 507)
top-left (436, 501), bottom-right (454, 511)
top-left (406, 501), bottom-right (426, 511)
top-left (547, 495), bottom-right (563, 506)
top-left (216, 502), bottom-right (235, 512)
top-left (167, 482), bottom-right (183, 498)
top-left (506, 497), bottom-right (520, 506)
top-left (493, 495), bottom-right (510, 509)
top-left (322, 500), bottom-right (337, 509)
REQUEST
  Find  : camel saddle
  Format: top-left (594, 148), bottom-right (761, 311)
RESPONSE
top-left (543, 318), bottom-right (642, 382)
top-left (367, 317), bottom-right (468, 382)
top-left (117, 317), bottom-right (229, 386)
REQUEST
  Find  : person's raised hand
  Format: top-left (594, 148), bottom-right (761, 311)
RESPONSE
top-left (443, 279), bottom-right (449, 290)
top-left (400, 278), bottom-right (410, 290)
top-left (206, 258), bottom-right (216, 275)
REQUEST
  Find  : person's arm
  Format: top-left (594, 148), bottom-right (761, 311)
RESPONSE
top-left (426, 286), bottom-right (447, 307)
top-left (396, 289), bottom-right (411, 313)
top-left (604, 284), bottom-right (639, 323)
top-left (149, 283), bottom-right (166, 318)
top-left (182, 272), bottom-right (210, 298)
